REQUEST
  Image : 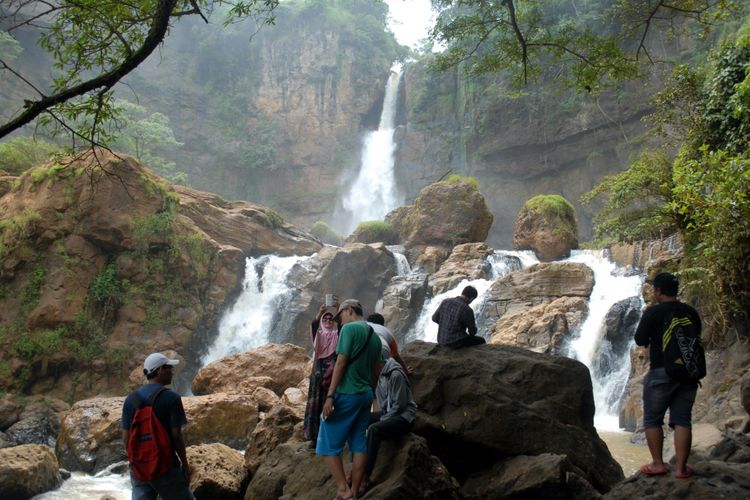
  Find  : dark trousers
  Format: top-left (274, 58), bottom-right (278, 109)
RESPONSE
top-left (446, 335), bottom-right (486, 349)
top-left (365, 413), bottom-right (413, 476)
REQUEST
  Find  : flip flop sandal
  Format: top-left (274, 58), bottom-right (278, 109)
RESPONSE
top-left (639, 464), bottom-right (668, 476)
top-left (675, 465), bottom-right (695, 478)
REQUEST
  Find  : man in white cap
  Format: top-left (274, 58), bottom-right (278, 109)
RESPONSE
top-left (121, 353), bottom-right (194, 500)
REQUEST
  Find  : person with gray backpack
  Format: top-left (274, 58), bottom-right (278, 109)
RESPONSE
top-left (635, 272), bottom-right (705, 479)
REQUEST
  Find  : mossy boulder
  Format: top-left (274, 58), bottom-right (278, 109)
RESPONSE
top-left (387, 176), bottom-right (493, 250)
top-left (513, 195), bottom-right (578, 261)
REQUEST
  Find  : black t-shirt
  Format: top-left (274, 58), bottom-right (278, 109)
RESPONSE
top-left (634, 301), bottom-right (702, 369)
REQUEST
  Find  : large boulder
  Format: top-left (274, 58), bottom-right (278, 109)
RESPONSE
top-left (0, 444), bottom-right (62, 500)
top-left (192, 343), bottom-right (310, 396)
top-left (244, 403), bottom-right (303, 474)
top-left (244, 435), bottom-right (460, 500)
top-left (428, 242), bottom-right (494, 295)
top-left (389, 177), bottom-right (493, 250)
top-left (379, 272), bottom-right (429, 343)
top-left (0, 395), bottom-right (23, 431)
top-left (403, 341), bottom-right (623, 493)
top-left (182, 393), bottom-right (260, 449)
top-left (490, 296), bottom-right (588, 354)
top-left (604, 461), bottom-right (750, 499)
top-left (461, 453), bottom-right (601, 500)
top-left (280, 243), bottom-right (398, 346)
top-left (593, 297), bottom-right (642, 379)
top-left (56, 393), bottom-right (262, 474)
top-left (188, 443), bottom-right (249, 500)
top-left (479, 262), bottom-right (594, 331)
top-left (513, 194), bottom-right (578, 262)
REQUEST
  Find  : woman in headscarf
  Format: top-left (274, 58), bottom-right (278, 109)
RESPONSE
top-left (303, 303), bottom-right (340, 446)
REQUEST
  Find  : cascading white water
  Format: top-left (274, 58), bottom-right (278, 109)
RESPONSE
top-left (386, 244), bottom-right (412, 276)
top-left (565, 250), bottom-right (643, 430)
top-left (341, 63), bottom-right (403, 232)
top-left (201, 254), bottom-right (309, 365)
top-left (408, 250), bottom-right (537, 343)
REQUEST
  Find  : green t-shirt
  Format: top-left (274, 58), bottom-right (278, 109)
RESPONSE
top-left (335, 320), bottom-right (383, 394)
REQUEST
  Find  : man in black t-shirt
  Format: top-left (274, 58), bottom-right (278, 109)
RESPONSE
top-left (634, 273), bottom-right (701, 479)
top-left (432, 285), bottom-right (485, 348)
top-left (121, 353), bottom-right (194, 500)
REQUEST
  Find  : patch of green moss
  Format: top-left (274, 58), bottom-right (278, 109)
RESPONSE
top-left (445, 174), bottom-right (479, 190)
top-left (523, 194), bottom-right (577, 238)
top-left (354, 220), bottom-right (397, 244)
top-left (311, 220), bottom-right (341, 245)
top-left (0, 208), bottom-right (41, 260)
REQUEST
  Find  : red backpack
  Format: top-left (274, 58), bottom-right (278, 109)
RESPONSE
top-left (126, 387), bottom-right (174, 481)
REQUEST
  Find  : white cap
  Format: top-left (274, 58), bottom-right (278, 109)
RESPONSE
top-left (144, 353), bottom-right (179, 375)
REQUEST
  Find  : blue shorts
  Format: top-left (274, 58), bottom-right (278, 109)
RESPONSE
top-left (316, 391), bottom-right (373, 456)
top-left (643, 367), bottom-right (698, 429)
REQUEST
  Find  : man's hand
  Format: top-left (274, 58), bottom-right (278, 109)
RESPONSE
top-left (322, 396), bottom-right (334, 420)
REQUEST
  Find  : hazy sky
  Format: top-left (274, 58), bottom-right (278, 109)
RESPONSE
top-left (385, 0), bottom-right (435, 48)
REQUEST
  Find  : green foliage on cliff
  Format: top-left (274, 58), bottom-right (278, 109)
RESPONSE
top-left (0, 137), bottom-right (60, 175)
top-left (446, 174), bottom-right (478, 190)
top-left (353, 220), bottom-right (397, 244)
top-left (522, 194), bottom-right (577, 238)
top-left (587, 27), bottom-right (750, 333)
top-left (0, 209), bottom-right (41, 261)
top-left (311, 220), bottom-right (342, 245)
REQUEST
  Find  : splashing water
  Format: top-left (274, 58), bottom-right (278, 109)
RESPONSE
top-left (387, 245), bottom-right (412, 276)
top-left (408, 250), bottom-right (537, 343)
top-left (341, 63), bottom-right (403, 232)
top-left (565, 250), bottom-right (643, 430)
top-left (201, 255), bottom-right (309, 365)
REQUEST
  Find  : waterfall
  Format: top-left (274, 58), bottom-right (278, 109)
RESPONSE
top-left (340, 62), bottom-right (403, 233)
top-left (201, 254), bottom-right (309, 365)
top-left (407, 250), bottom-right (537, 343)
top-left (387, 244), bottom-right (412, 276)
top-left (565, 250), bottom-right (642, 430)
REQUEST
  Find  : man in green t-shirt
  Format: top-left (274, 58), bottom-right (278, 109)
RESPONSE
top-left (317, 299), bottom-right (383, 500)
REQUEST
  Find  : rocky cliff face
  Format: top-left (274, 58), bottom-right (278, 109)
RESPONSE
top-left (124, 3), bottom-right (402, 228)
top-left (396, 62), bottom-right (654, 247)
top-left (0, 151), bottom-right (320, 400)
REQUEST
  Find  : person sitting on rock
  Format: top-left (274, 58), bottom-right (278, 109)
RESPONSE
top-left (431, 285), bottom-right (486, 348)
top-left (121, 352), bottom-right (194, 500)
top-left (317, 299), bottom-right (383, 500)
top-left (360, 349), bottom-right (418, 496)
top-left (367, 312), bottom-right (412, 373)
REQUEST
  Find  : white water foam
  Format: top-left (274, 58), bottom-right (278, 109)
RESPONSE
top-left (408, 250), bottom-right (537, 343)
top-left (341, 62), bottom-right (403, 232)
top-left (565, 250), bottom-right (642, 431)
top-left (201, 254), bottom-right (309, 365)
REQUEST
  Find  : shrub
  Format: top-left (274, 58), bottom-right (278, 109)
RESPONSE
top-left (310, 220), bottom-right (342, 245)
top-left (353, 221), bottom-right (398, 244)
top-left (446, 174), bottom-right (479, 190)
top-left (0, 137), bottom-right (60, 175)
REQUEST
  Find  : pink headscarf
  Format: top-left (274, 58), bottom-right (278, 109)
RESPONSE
top-left (313, 313), bottom-right (339, 360)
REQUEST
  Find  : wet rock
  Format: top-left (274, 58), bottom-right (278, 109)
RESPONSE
top-left (192, 343), bottom-right (310, 396)
top-left (0, 431), bottom-right (10, 449)
top-left (513, 195), bottom-right (578, 262)
top-left (379, 272), bottom-right (429, 343)
top-left (188, 443), bottom-right (248, 500)
top-left (428, 242), bottom-right (494, 295)
top-left (403, 341), bottom-right (623, 492)
top-left (0, 444), bottom-right (62, 500)
top-left (5, 413), bottom-right (58, 447)
top-left (596, 297), bottom-right (642, 376)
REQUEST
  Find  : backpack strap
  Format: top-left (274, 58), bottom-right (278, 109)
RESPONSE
top-left (146, 386), bottom-right (168, 407)
top-left (349, 325), bottom-right (375, 364)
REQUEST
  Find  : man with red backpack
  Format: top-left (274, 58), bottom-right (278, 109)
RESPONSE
top-left (121, 352), bottom-right (194, 500)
